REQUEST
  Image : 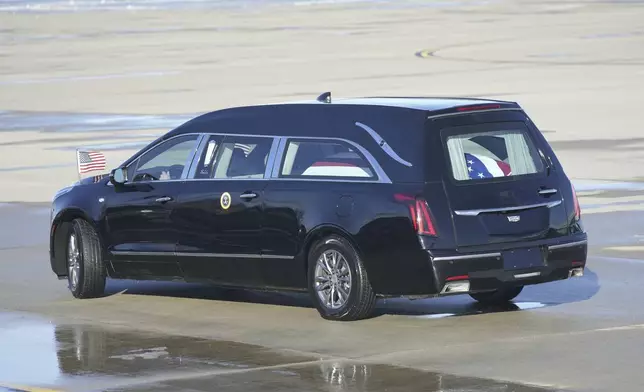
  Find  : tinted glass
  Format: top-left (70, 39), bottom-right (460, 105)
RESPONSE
top-left (191, 135), bottom-right (223, 179)
top-left (445, 129), bottom-right (543, 181)
top-left (212, 136), bottom-right (273, 179)
top-left (281, 140), bottom-right (375, 179)
top-left (130, 134), bottom-right (199, 182)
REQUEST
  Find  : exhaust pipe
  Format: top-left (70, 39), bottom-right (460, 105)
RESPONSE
top-left (440, 280), bottom-right (470, 294)
top-left (569, 267), bottom-right (584, 278)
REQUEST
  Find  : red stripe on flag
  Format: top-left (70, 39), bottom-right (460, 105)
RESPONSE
top-left (496, 161), bottom-right (511, 176)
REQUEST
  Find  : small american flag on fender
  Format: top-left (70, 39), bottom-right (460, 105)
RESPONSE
top-left (76, 150), bottom-right (106, 174)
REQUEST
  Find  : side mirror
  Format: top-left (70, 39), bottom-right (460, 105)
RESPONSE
top-left (110, 167), bottom-right (127, 185)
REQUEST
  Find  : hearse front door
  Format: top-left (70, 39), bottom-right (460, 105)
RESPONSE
top-left (104, 134), bottom-right (201, 279)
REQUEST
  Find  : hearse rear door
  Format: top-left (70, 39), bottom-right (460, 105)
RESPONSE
top-left (434, 116), bottom-right (569, 250)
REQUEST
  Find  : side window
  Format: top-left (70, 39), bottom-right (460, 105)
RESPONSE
top-left (280, 139), bottom-right (375, 179)
top-left (211, 136), bottom-right (273, 179)
top-left (129, 134), bottom-right (199, 182)
top-left (192, 135), bottom-right (223, 179)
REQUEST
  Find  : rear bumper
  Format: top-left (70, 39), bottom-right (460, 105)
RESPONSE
top-left (429, 235), bottom-right (588, 295)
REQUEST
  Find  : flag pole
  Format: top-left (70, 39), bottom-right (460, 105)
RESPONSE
top-left (75, 148), bottom-right (81, 181)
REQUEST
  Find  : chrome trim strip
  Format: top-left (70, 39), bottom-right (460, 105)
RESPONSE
top-left (427, 108), bottom-right (524, 120)
top-left (178, 178), bottom-right (269, 182)
top-left (175, 252), bottom-right (295, 259)
top-left (266, 178), bottom-right (382, 184)
top-left (175, 252), bottom-right (262, 258)
top-left (514, 271), bottom-right (541, 279)
top-left (454, 200), bottom-right (562, 217)
top-left (262, 254), bottom-right (296, 260)
top-left (432, 252), bottom-right (501, 262)
top-left (112, 251), bottom-right (295, 259)
top-left (111, 251), bottom-right (171, 257)
top-left (548, 240), bottom-right (588, 251)
top-left (355, 121), bottom-right (413, 167)
top-left (538, 188), bottom-right (558, 195)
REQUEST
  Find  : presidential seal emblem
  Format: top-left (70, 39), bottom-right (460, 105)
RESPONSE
top-left (220, 192), bottom-right (232, 210)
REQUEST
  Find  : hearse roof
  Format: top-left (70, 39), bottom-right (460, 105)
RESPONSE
top-left (313, 96), bottom-right (519, 112)
top-left (168, 96), bottom-right (521, 138)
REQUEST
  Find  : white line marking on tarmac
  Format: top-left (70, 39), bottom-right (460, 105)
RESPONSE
top-left (594, 256), bottom-right (644, 264)
top-left (362, 324), bottom-right (644, 364)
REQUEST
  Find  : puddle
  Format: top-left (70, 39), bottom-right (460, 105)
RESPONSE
top-left (0, 312), bottom-right (559, 392)
top-left (0, 111), bottom-right (196, 133)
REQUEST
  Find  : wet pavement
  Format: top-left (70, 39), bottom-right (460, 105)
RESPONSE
top-left (0, 313), bottom-right (562, 392)
top-left (1, 198), bottom-right (644, 391)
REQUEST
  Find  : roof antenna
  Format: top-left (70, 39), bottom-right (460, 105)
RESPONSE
top-left (316, 91), bottom-right (331, 103)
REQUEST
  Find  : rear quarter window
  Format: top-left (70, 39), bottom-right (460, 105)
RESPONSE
top-left (445, 128), bottom-right (544, 181)
top-left (280, 139), bottom-right (376, 179)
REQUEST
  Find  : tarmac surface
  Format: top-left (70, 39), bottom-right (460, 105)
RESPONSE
top-left (1, 0), bottom-right (644, 391)
top-left (1, 194), bottom-right (644, 391)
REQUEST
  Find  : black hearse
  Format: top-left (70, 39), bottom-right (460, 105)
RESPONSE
top-left (49, 94), bottom-right (587, 321)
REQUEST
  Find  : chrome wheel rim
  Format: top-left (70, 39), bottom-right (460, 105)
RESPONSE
top-left (314, 250), bottom-right (352, 309)
top-left (68, 233), bottom-right (80, 290)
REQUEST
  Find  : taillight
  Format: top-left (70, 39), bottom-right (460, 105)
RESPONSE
top-left (394, 194), bottom-right (437, 236)
top-left (571, 184), bottom-right (581, 220)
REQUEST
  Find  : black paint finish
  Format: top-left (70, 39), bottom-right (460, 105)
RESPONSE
top-left (49, 97), bottom-right (587, 298)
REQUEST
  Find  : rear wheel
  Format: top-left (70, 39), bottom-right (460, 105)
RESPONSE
top-left (469, 286), bottom-right (523, 305)
top-left (67, 219), bottom-right (106, 299)
top-left (308, 235), bottom-right (376, 321)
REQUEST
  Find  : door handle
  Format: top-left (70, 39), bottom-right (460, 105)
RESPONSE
top-left (538, 188), bottom-right (557, 195)
top-left (239, 192), bottom-right (258, 201)
top-left (155, 196), bottom-right (173, 203)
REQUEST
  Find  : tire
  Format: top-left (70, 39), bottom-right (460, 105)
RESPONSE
top-left (469, 286), bottom-right (523, 305)
top-left (66, 219), bottom-right (106, 299)
top-left (308, 235), bottom-right (376, 321)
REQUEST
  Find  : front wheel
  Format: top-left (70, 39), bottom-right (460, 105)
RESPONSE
top-left (67, 219), bottom-right (106, 299)
top-left (469, 286), bottom-right (523, 305)
top-left (308, 235), bottom-right (376, 321)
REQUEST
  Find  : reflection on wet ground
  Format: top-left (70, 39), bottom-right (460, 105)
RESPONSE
top-left (0, 313), bottom-right (561, 392)
top-left (101, 264), bottom-right (600, 320)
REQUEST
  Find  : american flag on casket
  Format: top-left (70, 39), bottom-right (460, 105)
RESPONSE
top-left (465, 152), bottom-right (511, 180)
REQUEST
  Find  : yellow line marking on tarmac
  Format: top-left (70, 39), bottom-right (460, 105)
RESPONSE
top-left (414, 49), bottom-right (437, 58)
top-left (0, 385), bottom-right (63, 392)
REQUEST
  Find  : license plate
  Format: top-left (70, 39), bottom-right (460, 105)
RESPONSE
top-left (502, 248), bottom-right (544, 270)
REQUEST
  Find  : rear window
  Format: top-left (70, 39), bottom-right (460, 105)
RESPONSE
top-left (445, 129), bottom-right (543, 181)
